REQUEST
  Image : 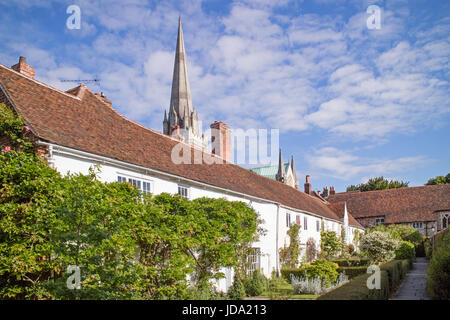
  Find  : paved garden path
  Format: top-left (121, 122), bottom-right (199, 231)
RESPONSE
top-left (390, 257), bottom-right (429, 300)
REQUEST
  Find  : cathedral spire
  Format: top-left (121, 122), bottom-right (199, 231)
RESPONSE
top-left (275, 148), bottom-right (285, 183)
top-left (169, 17), bottom-right (194, 126)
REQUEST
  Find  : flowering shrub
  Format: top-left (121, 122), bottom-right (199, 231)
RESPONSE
top-left (279, 246), bottom-right (294, 267)
top-left (359, 231), bottom-right (400, 265)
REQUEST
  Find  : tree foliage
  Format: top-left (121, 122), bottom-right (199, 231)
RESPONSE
top-left (346, 176), bottom-right (409, 192)
top-left (0, 150), bottom-right (261, 299)
top-left (426, 173), bottom-right (450, 185)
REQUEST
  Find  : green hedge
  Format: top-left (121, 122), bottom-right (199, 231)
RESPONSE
top-left (427, 229), bottom-right (450, 299)
top-left (380, 260), bottom-right (410, 292)
top-left (332, 258), bottom-right (369, 267)
top-left (337, 266), bottom-right (367, 279)
top-left (317, 271), bottom-right (390, 300)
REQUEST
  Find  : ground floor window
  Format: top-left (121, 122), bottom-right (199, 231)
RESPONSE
top-left (411, 222), bottom-right (424, 229)
top-left (441, 212), bottom-right (449, 230)
top-left (375, 217), bottom-right (385, 225)
top-left (248, 248), bottom-right (261, 273)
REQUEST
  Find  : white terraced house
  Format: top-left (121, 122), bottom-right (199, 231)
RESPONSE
top-left (0, 18), bottom-right (364, 292)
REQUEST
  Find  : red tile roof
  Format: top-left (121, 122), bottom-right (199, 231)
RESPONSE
top-left (0, 64), bottom-right (364, 227)
top-left (328, 185), bottom-right (450, 224)
top-left (327, 202), bottom-right (364, 228)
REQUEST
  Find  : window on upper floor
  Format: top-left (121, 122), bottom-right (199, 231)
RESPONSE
top-left (316, 220), bottom-right (320, 232)
top-left (178, 185), bottom-right (189, 198)
top-left (296, 215), bottom-right (301, 225)
top-left (304, 216), bottom-right (308, 230)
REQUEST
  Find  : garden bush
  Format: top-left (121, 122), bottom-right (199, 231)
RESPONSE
top-left (395, 241), bottom-right (415, 266)
top-left (317, 270), bottom-right (390, 300)
top-left (427, 229), bottom-right (450, 300)
top-left (228, 274), bottom-right (246, 300)
top-left (337, 266), bottom-right (367, 279)
top-left (332, 257), bottom-right (369, 267)
top-left (360, 231), bottom-right (400, 265)
top-left (281, 259), bottom-right (339, 286)
top-left (243, 270), bottom-right (266, 297)
top-left (399, 259), bottom-right (410, 279)
top-left (380, 260), bottom-right (402, 292)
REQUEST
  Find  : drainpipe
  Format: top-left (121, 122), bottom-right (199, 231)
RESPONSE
top-left (276, 203), bottom-right (280, 276)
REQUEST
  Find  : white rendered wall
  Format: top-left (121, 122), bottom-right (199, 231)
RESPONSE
top-left (50, 149), bottom-right (363, 292)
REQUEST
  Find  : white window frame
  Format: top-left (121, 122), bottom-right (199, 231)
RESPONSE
top-left (304, 216), bottom-right (308, 230)
top-left (248, 247), bottom-right (261, 273)
top-left (411, 222), bottom-right (424, 229)
top-left (117, 174), bottom-right (152, 195)
top-left (178, 185), bottom-right (190, 198)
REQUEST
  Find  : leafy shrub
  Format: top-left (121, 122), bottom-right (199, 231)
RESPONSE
top-left (337, 266), bottom-right (367, 279)
top-left (427, 229), bottom-right (450, 300)
top-left (399, 260), bottom-right (410, 279)
top-left (281, 259), bottom-right (339, 287)
top-left (320, 231), bottom-right (341, 259)
top-left (185, 282), bottom-right (226, 300)
top-left (317, 270), bottom-right (390, 300)
top-left (228, 274), bottom-right (246, 300)
top-left (395, 241), bottom-right (415, 263)
top-left (347, 243), bottom-right (355, 255)
top-left (332, 258), bottom-right (369, 267)
top-left (243, 270), bottom-right (266, 297)
top-left (360, 231), bottom-right (400, 265)
top-left (424, 238), bottom-right (432, 258)
top-left (380, 260), bottom-right (402, 292)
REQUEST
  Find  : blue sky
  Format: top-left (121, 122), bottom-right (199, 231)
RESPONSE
top-left (0, 0), bottom-right (449, 192)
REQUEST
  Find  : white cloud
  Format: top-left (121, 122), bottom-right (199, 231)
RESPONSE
top-left (306, 147), bottom-right (428, 180)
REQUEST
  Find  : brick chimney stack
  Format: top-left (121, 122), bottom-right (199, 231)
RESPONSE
top-left (304, 175), bottom-right (311, 194)
top-left (11, 56), bottom-right (35, 79)
top-left (330, 186), bottom-right (336, 195)
top-left (210, 121), bottom-right (232, 163)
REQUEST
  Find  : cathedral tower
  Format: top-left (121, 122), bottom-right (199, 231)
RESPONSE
top-left (163, 18), bottom-right (205, 149)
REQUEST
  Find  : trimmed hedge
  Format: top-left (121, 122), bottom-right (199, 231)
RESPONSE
top-left (427, 228), bottom-right (450, 299)
top-left (317, 271), bottom-right (390, 300)
top-left (332, 258), bottom-right (369, 267)
top-left (337, 266), bottom-right (367, 279)
top-left (379, 259), bottom-right (410, 292)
